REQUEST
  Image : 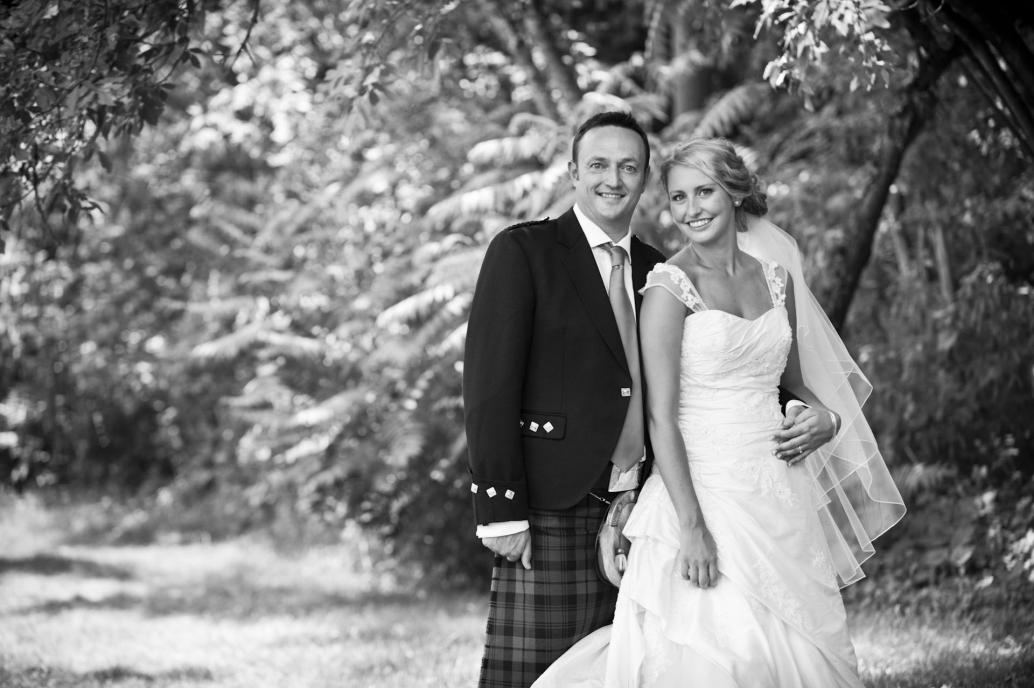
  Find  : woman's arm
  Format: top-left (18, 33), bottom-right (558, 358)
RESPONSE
top-left (640, 287), bottom-right (718, 588)
top-left (774, 274), bottom-right (838, 464)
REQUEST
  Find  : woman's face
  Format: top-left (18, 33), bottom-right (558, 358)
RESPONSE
top-left (666, 165), bottom-right (736, 246)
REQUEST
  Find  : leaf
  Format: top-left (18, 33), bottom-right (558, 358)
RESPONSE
top-left (690, 83), bottom-right (771, 139)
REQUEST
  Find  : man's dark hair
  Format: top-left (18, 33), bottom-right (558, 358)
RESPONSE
top-left (571, 111), bottom-right (650, 170)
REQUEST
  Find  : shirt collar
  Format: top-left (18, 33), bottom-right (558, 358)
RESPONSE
top-left (573, 204), bottom-right (633, 255)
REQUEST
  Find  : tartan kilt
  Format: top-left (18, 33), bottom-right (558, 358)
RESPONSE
top-left (478, 495), bottom-right (618, 688)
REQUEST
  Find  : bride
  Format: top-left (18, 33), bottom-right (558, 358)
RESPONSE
top-left (532, 138), bottom-right (905, 688)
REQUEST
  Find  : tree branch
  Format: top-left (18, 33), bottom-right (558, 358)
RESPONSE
top-left (926, 1), bottom-right (1034, 160)
top-left (823, 36), bottom-right (960, 329)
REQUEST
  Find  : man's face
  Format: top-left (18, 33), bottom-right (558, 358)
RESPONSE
top-left (568, 125), bottom-right (648, 239)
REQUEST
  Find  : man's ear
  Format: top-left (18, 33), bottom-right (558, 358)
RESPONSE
top-left (567, 159), bottom-right (578, 181)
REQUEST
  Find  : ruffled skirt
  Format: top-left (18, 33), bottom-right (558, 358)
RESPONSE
top-left (533, 434), bottom-right (863, 688)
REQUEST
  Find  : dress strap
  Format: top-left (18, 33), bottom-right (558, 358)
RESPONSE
top-left (761, 259), bottom-right (787, 308)
top-left (640, 263), bottom-right (707, 312)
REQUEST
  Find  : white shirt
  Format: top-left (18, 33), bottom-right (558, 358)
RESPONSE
top-left (476, 205), bottom-right (636, 539)
top-left (573, 204), bottom-right (637, 318)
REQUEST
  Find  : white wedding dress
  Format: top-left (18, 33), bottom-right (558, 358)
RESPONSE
top-left (532, 259), bottom-right (864, 688)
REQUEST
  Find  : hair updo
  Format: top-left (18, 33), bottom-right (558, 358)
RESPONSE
top-left (661, 138), bottom-right (768, 231)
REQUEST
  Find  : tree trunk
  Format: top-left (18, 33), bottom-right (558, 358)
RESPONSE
top-left (821, 41), bottom-right (959, 329)
top-left (522, 0), bottom-right (582, 116)
top-left (885, 191), bottom-right (914, 280)
top-left (923, 0), bottom-right (1034, 159)
top-left (478, 1), bottom-right (559, 120)
top-left (672, 16), bottom-right (711, 115)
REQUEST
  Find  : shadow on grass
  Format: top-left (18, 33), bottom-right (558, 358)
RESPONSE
top-left (0, 664), bottom-right (214, 688)
top-left (865, 652), bottom-right (1034, 688)
top-left (15, 571), bottom-right (444, 620)
top-left (0, 554), bottom-right (133, 580)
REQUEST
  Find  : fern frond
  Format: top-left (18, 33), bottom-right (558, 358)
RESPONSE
top-left (894, 462), bottom-right (957, 499)
top-left (281, 426), bottom-right (341, 464)
top-left (191, 321), bottom-right (267, 360)
top-left (178, 296), bottom-right (259, 316)
top-left (514, 160), bottom-right (570, 218)
top-left (290, 389), bottom-right (366, 428)
top-left (426, 187), bottom-right (498, 225)
top-left (261, 201), bottom-right (320, 243)
top-left (239, 269), bottom-right (296, 285)
top-left (410, 292), bottom-right (472, 354)
top-left (507, 113), bottom-right (561, 135)
top-left (733, 144), bottom-right (761, 174)
top-left (690, 83), bottom-right (770, 139)
top-left (224, 406), bottom-right (285, 427)
top-left (210, 214), bottom-right (255, 246)
top-left (625, 93), bottom-right (670, 124)
top-left (376, 284), bottom-right (457, 328)
top-left (468, 130), bottom-right (552, 167)
top-left (653, 50), bottom-right (713, 96)
top-left (411, 233), bottom-right (475, 266)
top-left (574, 92), bottom-right (633, 122)
top-left (185, 226), bottom-right (228, 255)
top-left (425, 247), bottom-right (487, 291)
top-left (426, 167), bottom-right (562, 227)
top-left (231, 245), bottom-right (281, 267)
top-left (258, 331), bottom-right (325, 358)
top-left (226, 372), bottom-right (305, 412)
top-left (382, 419), bottom-right (426, 469)
top-left (644, 0), bottom-right (675, 63)
top-left (432, 321), bottom-right (467, 357)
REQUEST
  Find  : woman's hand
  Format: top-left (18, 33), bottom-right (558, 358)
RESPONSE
top-left (677, 523), bottom-right (719, 588)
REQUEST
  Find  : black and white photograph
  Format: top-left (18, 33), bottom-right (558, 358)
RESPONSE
top-left (1, 1), bottom-right (1032, 686)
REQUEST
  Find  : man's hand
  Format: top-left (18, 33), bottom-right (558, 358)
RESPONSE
top-left (773, 404), bottom-right (836, 466)
top-left (481, 530), bottom-right (533, 569)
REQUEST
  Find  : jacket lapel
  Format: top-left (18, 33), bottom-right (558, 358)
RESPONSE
top-left (557, 209), bottom-right (629, 373)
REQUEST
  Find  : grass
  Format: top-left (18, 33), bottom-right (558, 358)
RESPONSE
top-left (1, 492), bottom-right (1032, 688)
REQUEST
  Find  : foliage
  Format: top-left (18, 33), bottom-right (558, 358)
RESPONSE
top-left (734, 0), bottom-right (893, 93)
top-left (0, 0), bottom-right (260, 249)
top-left (1, 0), bottom-right (1032, 594)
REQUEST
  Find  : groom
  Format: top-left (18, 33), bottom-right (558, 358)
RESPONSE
top-left (463, 111), bottom-right (666, 688)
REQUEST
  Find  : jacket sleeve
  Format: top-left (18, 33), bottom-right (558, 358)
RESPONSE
top-left (463, 230), bottom-right (536, 525)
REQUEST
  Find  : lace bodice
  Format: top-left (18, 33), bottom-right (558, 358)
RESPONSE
top-left (642, 258), bottom-right (792, 428)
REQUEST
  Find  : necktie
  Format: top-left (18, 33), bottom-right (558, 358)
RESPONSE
top-left (605, 243), bottom-right (644, 471)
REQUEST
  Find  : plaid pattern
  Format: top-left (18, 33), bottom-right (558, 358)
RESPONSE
top-left (478, 497), bottom-right (618, 688)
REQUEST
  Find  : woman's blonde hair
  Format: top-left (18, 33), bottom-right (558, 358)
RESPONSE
top-left (661, 138), bottom-right (767, 231)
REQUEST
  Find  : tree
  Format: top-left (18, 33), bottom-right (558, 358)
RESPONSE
top-left (0, 0), bottom-right (258, 253)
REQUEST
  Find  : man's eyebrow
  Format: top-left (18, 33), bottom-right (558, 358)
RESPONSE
top-left (584, 155), bottom-right (641, 164)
